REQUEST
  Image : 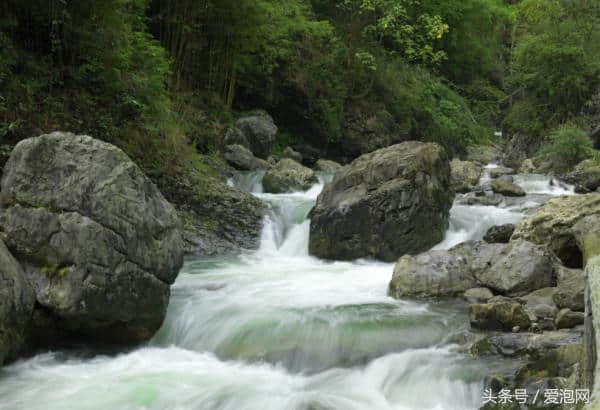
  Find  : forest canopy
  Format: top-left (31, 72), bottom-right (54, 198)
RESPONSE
top-left (1, 0), bottom-right (599, 173)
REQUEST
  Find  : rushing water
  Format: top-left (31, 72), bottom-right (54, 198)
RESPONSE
top-left (0, 168), bottom-right (573, 410)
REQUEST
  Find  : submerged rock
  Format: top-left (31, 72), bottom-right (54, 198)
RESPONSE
top-left (0, 239), bottom-right (35, 365)
top-left (263, 158), bottom-right (318, 193)
top-left (483, 224), bottom-right (516, 244)
top-left (309, 141), bottom-right (454, 262)
top-left (0, 132), bottom-right (184, 344)
top-left (450, 159), bottom-right (482, 193)
top-left (490, 179), bottom-right (526, 197)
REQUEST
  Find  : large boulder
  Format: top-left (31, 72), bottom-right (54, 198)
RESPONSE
top-left (389, 240), bottom-right (553, 298)
top-left (0, 239), bottom-right (35, 365)
top-left (490, 179), bottom-right (526, 197)
top-left (450, 159), bottom-right (482, 193)
top-left (388, 241), bottom-right (478, 298)
top-left (309, 141), bottom-right (454, 262)
top-left (263, 158), bottom-right (318, 193)
top-left (0, 132), bottom-right (184, 344)
top-left (474, 240), bottom-right (554, 296)
top-left (223, 144), bottom-right (269, 171)
top-left (226, 112), bottom-right (277, 159)
top-left (512, 194), bottom-right (600, 265)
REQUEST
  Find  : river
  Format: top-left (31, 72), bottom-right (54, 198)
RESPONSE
top-left (0, 169), bottom-right (573, 410)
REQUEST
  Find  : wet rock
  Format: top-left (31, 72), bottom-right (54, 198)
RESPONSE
top-left (450, 159), bottom-right (483, 193)
top-left (263, 158), bottom-right (318, 193)
top-left (314, 159), bottom-right (342, 173)
top-left (490, 179), bottom-right (526, 197)
top-left (473, 240), bottom-right (554, 296)
top-left (0, 239), bottom-right (35, 365)
top-left (464, 287), bottom-right (494, 303)
top-left (553, 266), bottom-right (584, 312)
top-left (0, 132), bottom-right (184, 344)
top-left (484, 224), bottom-right (516, 244)
top-left (224, 144), bottom-right (270, 171)
top-left (309, 141), bottom-right (454, 262)
top-left (555, 308), bottom-right (584, 329)
top-left (282, 146), bottom-right (302, 163)
top-left (469, 297), bottom-right (531, 331)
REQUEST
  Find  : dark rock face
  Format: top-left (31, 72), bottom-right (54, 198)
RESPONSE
top-left (0, 132), bottom-right (184, 344)
top-left (484, 224), bottom-right (516, 244)
top-left (309, 141), bottom-right (454, 262)
top-left (503, 133), bottom-right (542, 170)
top-left (263, 158), bottom-right (318, 193)
top-left (0, 239), bottom-right (35, 365)
top-left (338, 104), bottom-right (409, 159)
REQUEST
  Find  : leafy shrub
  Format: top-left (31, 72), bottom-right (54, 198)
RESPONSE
top-left (541, 123), bottom-right (593, 167)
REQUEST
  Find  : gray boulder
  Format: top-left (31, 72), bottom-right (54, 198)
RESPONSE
top-left (558, 168), bottom-right (600, 193)
top-left (0, 132), bottom-right (184, 344)
top-left (490, 179), bottom-right (526, 197)
top-left (309, 141), bottom-right (454, 262)
top-left (474, 240), bottom-right (554, 296)
top-left (456, 192), bottom-right (504, 207)
top-left (0, 239), bottom-right (35, 365)
top-left (389, 242), bottom-right (477, 298)
top-left (314, 159), bottom-right (342, 173)
top-left (224, 144), bottom-right (270, 171)
top-left (483, 224), bottom-right (515, 244)
top-left (520, 287), bottom-right (558, 321)
top-left (450, 159), bottom-right (482, 193)
top-left (229, 112), bottom-right (277, 159)
top-left (282, 146), bottom-right (302, 163)
top-left (263, 158), bottom-right (318, 193)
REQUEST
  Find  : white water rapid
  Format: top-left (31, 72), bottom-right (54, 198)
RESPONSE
top-left (0, 168), bottom-right (573, 410)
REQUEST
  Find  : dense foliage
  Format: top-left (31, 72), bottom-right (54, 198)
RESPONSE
top-left (1, 0), bottom-right (600, 174)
